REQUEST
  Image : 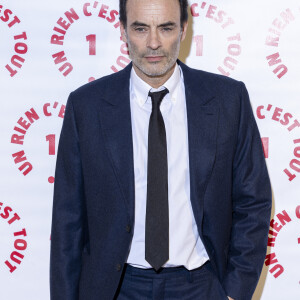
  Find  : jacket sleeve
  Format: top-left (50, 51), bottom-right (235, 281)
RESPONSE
top-left (223, 83), bottom-right (272, 300)
top-left (50, 93), bottom-right (85, 300)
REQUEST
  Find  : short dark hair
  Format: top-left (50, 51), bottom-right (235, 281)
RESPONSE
top-left (119, 0), bottom-right (188, 28)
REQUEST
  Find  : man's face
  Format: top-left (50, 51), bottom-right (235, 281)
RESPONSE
top-left (120, 0), bottom-right (188, 84)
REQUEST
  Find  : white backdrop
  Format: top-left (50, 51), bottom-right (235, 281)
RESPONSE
top-left (1, 0), bottom-right (300, 299)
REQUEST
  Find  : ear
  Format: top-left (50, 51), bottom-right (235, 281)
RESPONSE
top-left (180, 21), bottom-right (188, 42)
top-left (120, 23), bottom-right (128, 43)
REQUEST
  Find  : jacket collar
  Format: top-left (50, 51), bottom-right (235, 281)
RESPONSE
top-left (100, 60), bottom-right (215, 106)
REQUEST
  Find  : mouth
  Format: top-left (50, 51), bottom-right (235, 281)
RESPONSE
top-left (144, 56), bottom-right (164, 62)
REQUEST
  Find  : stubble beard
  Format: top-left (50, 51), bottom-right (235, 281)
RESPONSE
top-left (127, 36), bottom-right (181, 78)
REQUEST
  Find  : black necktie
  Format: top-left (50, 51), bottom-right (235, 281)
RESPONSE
top-left (145, 88), bottom-right (169, 271)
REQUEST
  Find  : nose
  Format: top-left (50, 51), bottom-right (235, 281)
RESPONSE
top-left (147, 29), bottom-right (161, 50)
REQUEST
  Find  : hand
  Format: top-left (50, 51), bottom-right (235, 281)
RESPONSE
top-left (228, 297), bottom-right (234, 300)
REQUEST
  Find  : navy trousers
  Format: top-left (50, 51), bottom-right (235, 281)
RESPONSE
top-left (114, 262), bottom-right (228, 300)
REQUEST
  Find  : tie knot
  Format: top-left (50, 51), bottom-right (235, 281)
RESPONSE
top-left (148, 88), bottom-right (169, 108)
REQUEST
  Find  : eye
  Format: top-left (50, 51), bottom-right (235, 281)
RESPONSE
top-left (135, 27), bottom-right (147, 32)
top-left (161, 27), bottom-right (173, 32)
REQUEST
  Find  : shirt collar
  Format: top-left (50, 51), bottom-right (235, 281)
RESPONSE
top-left (130, 63), bottom-right (181, 107)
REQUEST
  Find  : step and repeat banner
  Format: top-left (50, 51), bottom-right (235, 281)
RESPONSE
top-left (1, 0), bottom-right (299, 299)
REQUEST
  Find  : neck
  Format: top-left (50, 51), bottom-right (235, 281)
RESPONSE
top-left (133, 63), bottom-right (176, 89)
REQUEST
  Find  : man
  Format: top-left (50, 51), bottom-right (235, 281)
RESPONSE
top-left (50, 0), bottom-right (272, 299)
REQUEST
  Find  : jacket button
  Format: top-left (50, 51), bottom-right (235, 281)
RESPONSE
top-left (116, 264), bottom-right (122, 271)
top-left (126, 225), bottom-right (131, 233)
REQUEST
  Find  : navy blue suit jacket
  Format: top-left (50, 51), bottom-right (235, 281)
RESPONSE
top-left (50, 61), bottom-right (272, 300)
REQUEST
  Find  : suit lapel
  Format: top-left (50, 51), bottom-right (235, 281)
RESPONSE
top-left (98, 63), bottom-right (135, 224)
top-left (179, 61), bottom-right (219, 236)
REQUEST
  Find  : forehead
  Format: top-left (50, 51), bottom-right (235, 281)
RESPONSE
top-left (126, 0), bottom-right (181, 24)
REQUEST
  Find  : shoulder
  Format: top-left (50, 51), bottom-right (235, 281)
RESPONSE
top-left (178, 61), bottom-right (247, 112)
top-left (178, 60), bottom-right (244, 94)
top-left (68, 63), bottom-right (132, 105)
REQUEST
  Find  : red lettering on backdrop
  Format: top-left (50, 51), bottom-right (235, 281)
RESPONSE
top-left (98, 4), bottom-right (109, 18)
top-left (265, 252), bottom-right (278, 266)
top-left (277, 210), bottom-right (292, 225)
top-left (296, 206), bottom-right (300, 219)
top-left (284, 139), bottom-right (300, 181)
top-left (193, 35), bottom-right (204, 56)
top-left (111, 42), bottom-right (131, 72)
top-left (50, 4), bottom-right (124, 78)
top-left (190, 3), bottom-right (199, 17)
top-left (268, 210), bottom-right (292, 250)
top-left (189, 2), bottom-right (240, 77)
top-left (261, 137), bottom-right (269, 158)
top-left (268, 228), bottom-right (278, 247)
top-left (272, 107), bottom-right (283, 121)
top-left (266, 53), bottom-right (288, 79)
top-left (0, 203), bottom-right (28, 273)
top-left (86, 34), bottom-right (96, 55)
top-left (264, 253), bottom-right (284, 279)
top-left (265, 207), bottom-right (300, 279)
top-left (265, 9), bottom-right (295, 79)
top-left (270, 219), bottom-right (282, 232)
top-left (46, 135), bottom-right (56, 155)
top-left (1, 4), bottom-right (29, 77)
top-left (83, 3), bottom-right (92, 16)
top-left (270, 264), bottom-right (285, 278)
top-left (256, 105), bottom-right (300, 181)
top-left (10, 102), bottom-right (65, 178)
top-left (50, 8), bottom-right (79, 76)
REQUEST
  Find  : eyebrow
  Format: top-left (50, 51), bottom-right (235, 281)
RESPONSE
top-left (130, 21), bottom-right (177, 28)
top-left (158, 22), bottom-right (177, 28)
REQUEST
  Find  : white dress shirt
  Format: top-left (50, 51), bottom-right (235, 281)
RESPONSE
top-left (126, 63), bottom-right (209, 270)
